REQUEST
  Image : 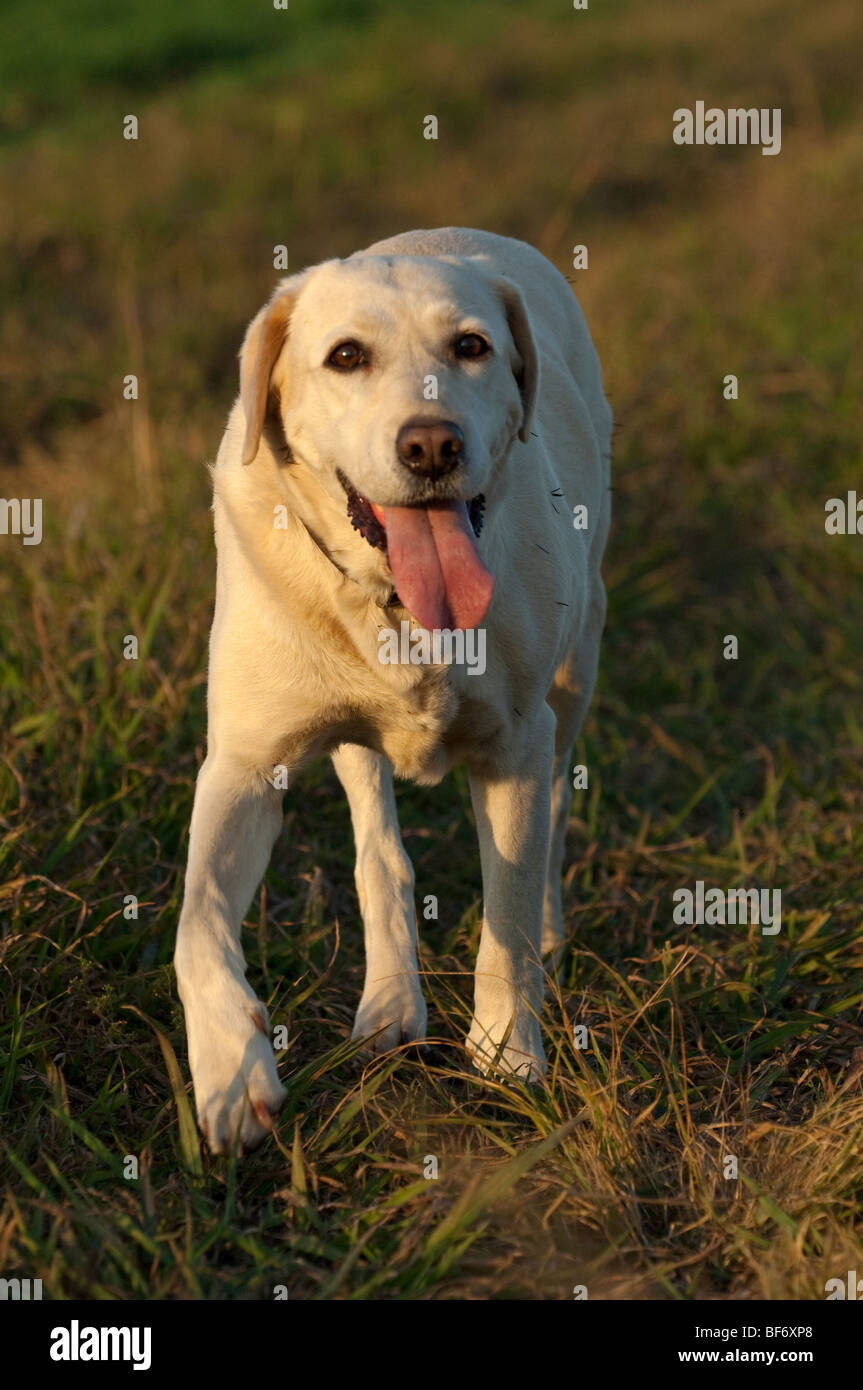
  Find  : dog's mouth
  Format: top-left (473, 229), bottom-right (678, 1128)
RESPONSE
top-left (336, 469), bottom-right (492, 631)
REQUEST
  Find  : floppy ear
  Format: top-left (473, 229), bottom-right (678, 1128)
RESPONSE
top-left (493, 276), bottom-right (539, 444)
top-left (239, 276), bottom-right (305, 466)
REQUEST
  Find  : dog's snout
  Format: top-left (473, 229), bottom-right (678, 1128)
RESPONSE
top-left (396, 418), bottom-right (464, 478)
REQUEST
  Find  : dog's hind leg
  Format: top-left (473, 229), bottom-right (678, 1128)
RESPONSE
top-left (543, 584), bottom-right (607, 963)
top-left (331, 743), bottom-right (427, 1051)
top-left (542, 739), bottom-right (577, 964)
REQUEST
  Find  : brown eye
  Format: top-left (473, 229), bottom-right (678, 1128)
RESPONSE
top-left (454, 332), bottom-right (491, 360)
top-left (326, 340), bottom-right (367, 370)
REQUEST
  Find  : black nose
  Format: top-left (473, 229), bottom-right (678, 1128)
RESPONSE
top-left (396, 418), bottom-right (464, 478)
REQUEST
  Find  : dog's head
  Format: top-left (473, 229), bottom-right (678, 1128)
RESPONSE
top-left (238, 254), bottom-right (539, 630)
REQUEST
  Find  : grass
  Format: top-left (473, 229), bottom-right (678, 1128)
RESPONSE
top-left (1, 0), bottom-right (862, 1299)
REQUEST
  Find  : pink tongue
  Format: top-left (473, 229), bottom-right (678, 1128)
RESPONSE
top-left (380, 501), bottom-right (494, 631)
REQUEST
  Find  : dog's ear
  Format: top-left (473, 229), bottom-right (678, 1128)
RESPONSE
top-left (239, 276), bottom-right (306, 466)
top-left (492, 276), bottom-right (539, 444)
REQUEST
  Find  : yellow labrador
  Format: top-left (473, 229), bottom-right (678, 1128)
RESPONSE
top-left (174, 227), bottom-right (612, 1154)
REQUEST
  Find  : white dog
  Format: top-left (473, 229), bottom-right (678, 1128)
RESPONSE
top-left (174, 227), bottom-right (612, 1154)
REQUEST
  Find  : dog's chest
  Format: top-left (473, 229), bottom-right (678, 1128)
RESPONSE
top-left (363, 668), bottom-right (502, 786)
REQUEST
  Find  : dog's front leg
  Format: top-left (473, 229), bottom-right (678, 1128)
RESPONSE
top-left (466, 705), bottom-right (555, 1080)
top-left (174, 753), bottom-right (286, 1154)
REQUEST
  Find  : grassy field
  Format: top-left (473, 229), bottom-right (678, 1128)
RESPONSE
top-left (1, 0), bottom-right (862, 1299)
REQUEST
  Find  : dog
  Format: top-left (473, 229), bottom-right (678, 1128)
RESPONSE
top-left (174, 227), bottom-right (612, 1154)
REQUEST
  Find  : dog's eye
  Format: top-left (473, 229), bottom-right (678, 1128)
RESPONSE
top-left (326, 340), bottom-right (367, 371)
top-left (454, 332), bottom-right (491, 360)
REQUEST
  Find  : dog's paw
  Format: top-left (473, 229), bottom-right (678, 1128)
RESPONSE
top-left (183, 979), bottom-right (286, 1156)
top-left (351, 973), bottom-right (428, 1053)
top-left (465, 1014), bottom-right (546, 1083)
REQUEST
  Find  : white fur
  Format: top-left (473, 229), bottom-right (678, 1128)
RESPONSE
top-left (174, 227), bottom-right (612, 1154)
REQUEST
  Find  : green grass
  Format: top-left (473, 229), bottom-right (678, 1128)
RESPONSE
top-left (1, 0), bottom-right (862, 1299)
